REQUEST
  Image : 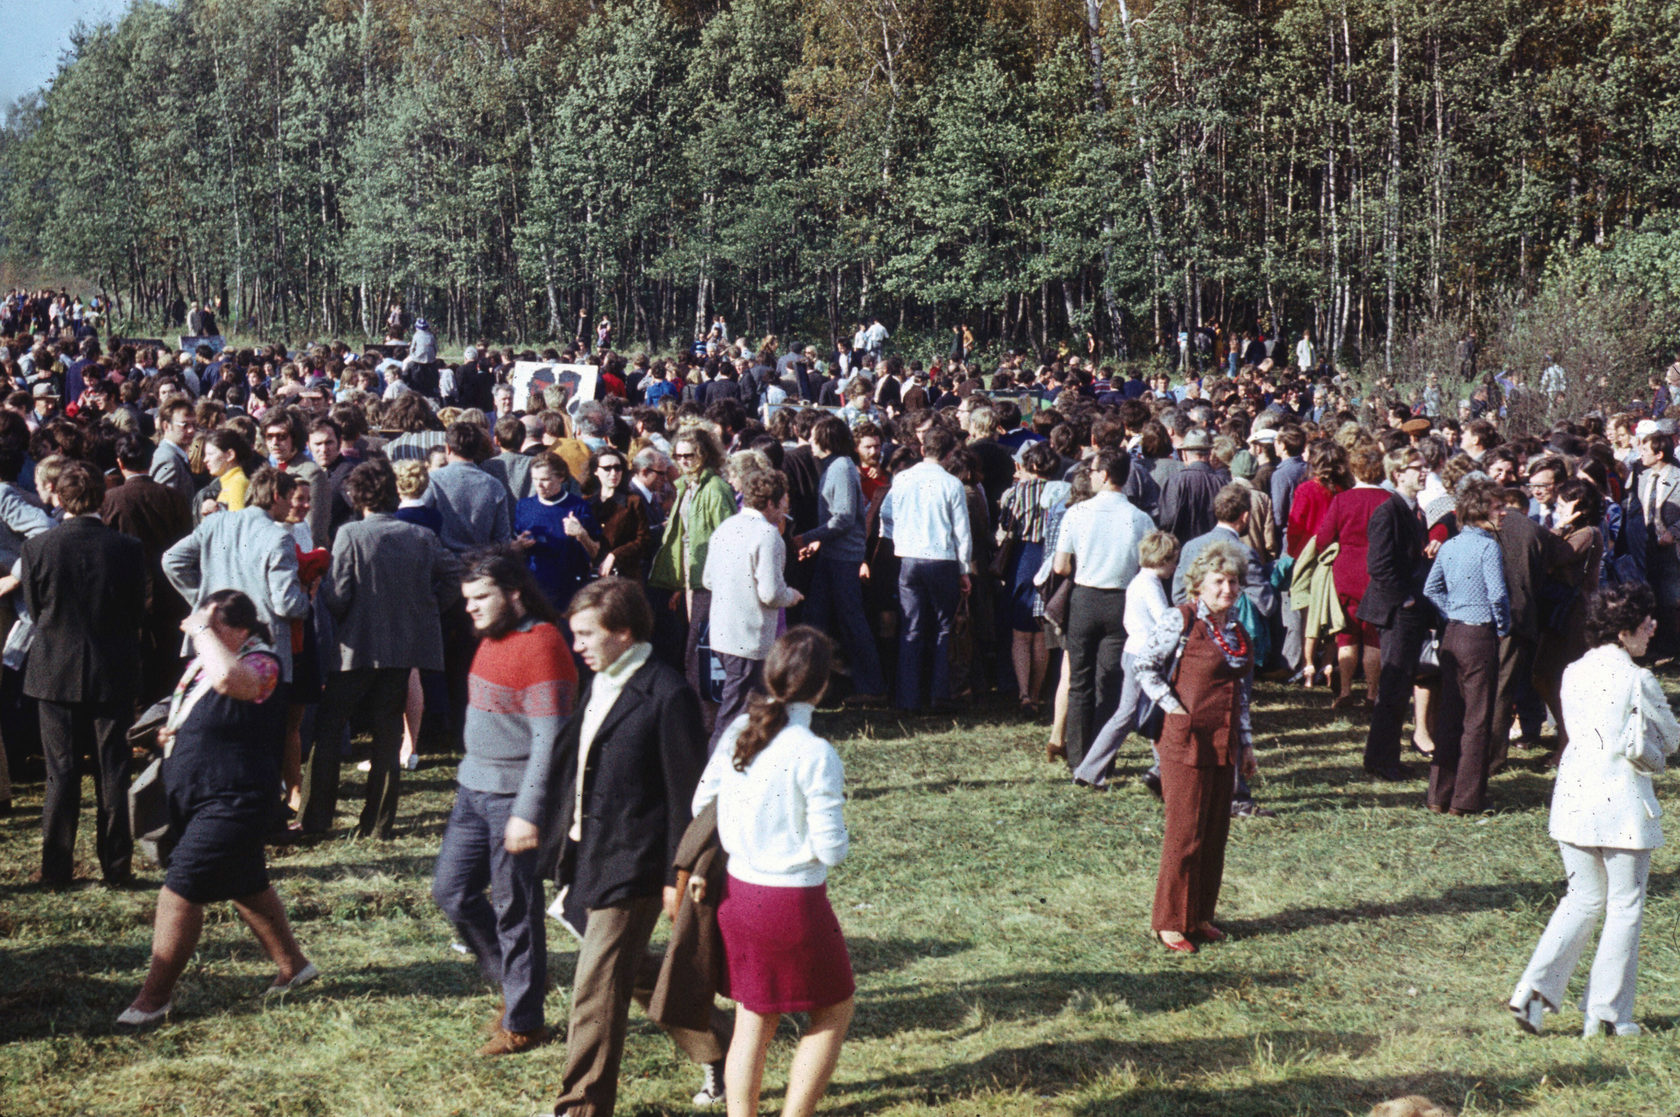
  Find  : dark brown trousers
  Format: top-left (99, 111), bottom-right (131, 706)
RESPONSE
top-left (1430, 620), bottom-right (1500, 812)
top-left (552, 896), bottom-right (729, 1117)
top-left (1152, 758), bottom-right (1236, 934)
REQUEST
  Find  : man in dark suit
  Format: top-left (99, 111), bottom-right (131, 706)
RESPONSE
top-left (22, 461), bottom-right (145, 886)
top-left (300, 460), bottom-right (459, 838)
top-left (542, 577), bottom-right (729, 1117)
top-left (102, 434), bottom-right (194, 705)
top-left (1359, 449), bottom-right (1432, 781)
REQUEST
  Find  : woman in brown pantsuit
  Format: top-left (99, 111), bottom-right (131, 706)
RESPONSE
top-left (1134, 541), bottom-right (1256, 954)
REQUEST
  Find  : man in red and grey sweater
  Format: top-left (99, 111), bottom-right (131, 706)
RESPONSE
top-left (431, 549), bottom-right (576, 1056)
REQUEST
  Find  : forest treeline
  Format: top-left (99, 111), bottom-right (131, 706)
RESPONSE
top-left (5, 0), bottom-right (1680, 376)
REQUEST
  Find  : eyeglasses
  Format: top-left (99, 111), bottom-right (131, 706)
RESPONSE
top-left (673, 452), bottom-right (696, 462)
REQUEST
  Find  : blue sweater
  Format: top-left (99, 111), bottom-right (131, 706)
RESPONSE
top-left (515, 493), bottom-right (599, 611)
top-left (803, 454), bottom-right (867, 563)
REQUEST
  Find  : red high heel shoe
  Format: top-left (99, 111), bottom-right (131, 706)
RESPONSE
top-left (1156, 931), bottom-right (1197, 954)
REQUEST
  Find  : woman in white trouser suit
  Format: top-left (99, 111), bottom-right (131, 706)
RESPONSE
top-left (1509, 583), bottom-right (1679, 1037)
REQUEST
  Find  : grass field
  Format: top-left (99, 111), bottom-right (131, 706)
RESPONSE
top-left (4, 680), bottom-right (1680, 1117)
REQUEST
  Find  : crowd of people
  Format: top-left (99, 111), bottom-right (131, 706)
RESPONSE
top-left (5, 311), bottom-right (1678, 1112)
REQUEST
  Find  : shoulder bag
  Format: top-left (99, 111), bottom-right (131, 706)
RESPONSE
top-left (1138, 607), bottom-right (1194, 741)
top-left (1621, 673), bottom-right (1668, 776)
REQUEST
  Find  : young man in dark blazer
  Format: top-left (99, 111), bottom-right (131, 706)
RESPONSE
top-left (1359, 448), bottom-right (1432, 781)
top-left (22, 460), bottom-right (145, 886)
top-left (542, 577), bottom-right (730, 1117)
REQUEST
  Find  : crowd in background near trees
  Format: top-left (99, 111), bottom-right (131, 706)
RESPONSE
top-left (11, 0), bottom-right (1680, 404)
top-left (5, 286), bottom-right (1679, 1115)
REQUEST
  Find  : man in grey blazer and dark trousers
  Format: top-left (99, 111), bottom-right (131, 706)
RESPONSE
top-left (300, 460), bottom-right (460, 838)
top-left (149, 398), bottom-right (198, 506)
top-left (22, 462), bottom-right (145, 887)
top-left (163, 467), bottom-right (310, 686)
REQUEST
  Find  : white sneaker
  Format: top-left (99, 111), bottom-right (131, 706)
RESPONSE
top-left (692, 1059), bottom-right (725, 1106)
top-left (401, 754), bottom-right (420, 772)
top-left (1584, 1017), bottom-right (1641, 1037)
top-left (355, 760), bottom-right (372, 772)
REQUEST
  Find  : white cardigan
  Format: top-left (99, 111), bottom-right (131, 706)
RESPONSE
top-left (1554, 644), bottom-right (1680, 850)
top-left (700, 507), bottom-right (801, 660)
top-left (693, 703), bottom-right (849, 887)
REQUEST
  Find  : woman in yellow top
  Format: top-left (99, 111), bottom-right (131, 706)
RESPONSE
top-left (202, 429), bottom-right (251, 515)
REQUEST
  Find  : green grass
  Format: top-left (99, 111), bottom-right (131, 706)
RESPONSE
top-left (4, 681), bottom-right (1680, 1116)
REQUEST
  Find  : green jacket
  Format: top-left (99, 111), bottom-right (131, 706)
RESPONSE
top-left (648, 470), bottom-right (737, 591)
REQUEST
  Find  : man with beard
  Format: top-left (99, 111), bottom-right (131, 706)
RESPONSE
top-left (431, 549), bottom-right (576, 1056)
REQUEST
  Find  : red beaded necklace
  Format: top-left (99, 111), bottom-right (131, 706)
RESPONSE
top-left (1207, 615), bottom-right (1248, 659)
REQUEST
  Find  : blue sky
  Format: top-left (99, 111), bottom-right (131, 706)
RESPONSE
top-left (0, 0), bottom-right (132, 110)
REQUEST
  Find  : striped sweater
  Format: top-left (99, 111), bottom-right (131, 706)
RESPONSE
top-left (457, 619), bottom-right (577, 823)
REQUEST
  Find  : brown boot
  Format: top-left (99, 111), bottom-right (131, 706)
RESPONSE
top-left (483, 998), bottom-right (507, 1036)
top-left (479, 1024), bottom-right (548, 1057)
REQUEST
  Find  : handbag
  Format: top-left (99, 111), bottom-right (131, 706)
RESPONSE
top-left (1621, 676), bottom-right (1669, 776)
top-left (1041, 571), bottom-right (1073, 635)
top-left (1137, 608), bottom-right (1193, 740)
top-left (126, 697), bottom-right (173, 754)
top-left (988, 537), bottom-right (1021, 581)
top-left (128, 756), bottom-right (175, 868)
top-left (1414, 630), bottom-right (1441, 681)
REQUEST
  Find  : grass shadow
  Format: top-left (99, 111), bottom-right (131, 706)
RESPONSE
top-left (822, 1031), bottom-right (1383, 1115)
top-left (847, 968), bottom-right (1301, 1040)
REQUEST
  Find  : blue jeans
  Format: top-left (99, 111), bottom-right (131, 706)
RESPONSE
top-left (896, 558), bottom-right (961, 708)
top-left (431, 787), bottom-right (547, 1033)
top-left (805, 555), bottom-right (886, 696)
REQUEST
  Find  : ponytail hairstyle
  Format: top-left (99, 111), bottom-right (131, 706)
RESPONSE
top-left (732, 626), bottom-right (834, 773)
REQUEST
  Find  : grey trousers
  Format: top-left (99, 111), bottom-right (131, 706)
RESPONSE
top-left (1281, 600), bottom-right (1305, 673)
top-left (1073, 652), bottom-right (1156, 787)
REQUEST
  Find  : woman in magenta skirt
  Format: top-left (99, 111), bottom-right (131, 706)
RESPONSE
top-left (693, 626), bottom-right (854, 1117)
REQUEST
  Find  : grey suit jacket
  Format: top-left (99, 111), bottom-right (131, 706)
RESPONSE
top-left (423, 461), bottom-right (513, 554)
top-left (149, 439), bottom-right (196, 505)
top-left (162, 506), bottom-right (309, 681)
top-left (320, 513), bottom-right (459, 672)
top-left (482, 451), bottom-right (534, 502)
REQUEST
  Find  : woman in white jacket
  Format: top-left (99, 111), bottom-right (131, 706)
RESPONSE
top-left (1509, 583), bottom-right (1679, 1037)
top-left (694, 626), bottom-right (853, 1117)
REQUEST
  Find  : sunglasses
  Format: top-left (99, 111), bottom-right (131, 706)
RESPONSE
top-left (598, 462), bottom-right (625, 472)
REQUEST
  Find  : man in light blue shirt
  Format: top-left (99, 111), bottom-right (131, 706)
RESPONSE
top-left (880, 426), bottom-right (970, 710)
